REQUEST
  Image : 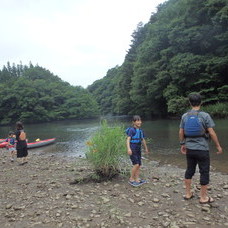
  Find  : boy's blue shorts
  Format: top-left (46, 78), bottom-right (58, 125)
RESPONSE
top-left (130, 143), bottom-right (141, 166)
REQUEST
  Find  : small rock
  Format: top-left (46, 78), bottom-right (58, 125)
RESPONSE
top-left (169, 221), bottom-right (179, 228)
top-left (8, 218), bottom-right (16, 222)
top-left (161, 193), bottom-right (170, 198)
top-left (203, 217), bottom-right (211, 221)
top-left (138, 202), bottom-right (144, 206)
top-left (187, 213), bottom-right (195, 218)
top-left (114, 184), bottom-right (120, 188)
top-left (13, 206), bottom-right (25, 211)
top-left (152, 176), bottom-right (160, 180)
top-left (153, 198), bottom-right (160, 203)
top-left (5, 204), bottom-right (13, 209)
top-left (101, 197), bottom-right (110, 203)
top-left (162, 221), bottom-right (170, 227)
top-left (124, 212), bottom-right (132, 217)
top-left (65, 194), bottom-right (72, 200)
top-left (223, 185), bottom-right (228, 189)
top-left (224, 206), bottom-right (228, 212)
top-left (183, 222), bottom-right (196, 225)
top-left (201, 207), bottom-right (210, 213)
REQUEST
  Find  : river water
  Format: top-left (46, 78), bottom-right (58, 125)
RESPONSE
top-left (0, 117), bottom-right (227, 173)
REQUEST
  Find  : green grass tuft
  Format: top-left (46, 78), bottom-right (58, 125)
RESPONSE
top-left (86, 121), bottom-right (128, 178)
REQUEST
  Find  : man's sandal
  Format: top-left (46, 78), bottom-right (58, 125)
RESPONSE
top-left (199, 196), bottom-right (214, 204)
top-left (183, 193), bottom-right (194, 200)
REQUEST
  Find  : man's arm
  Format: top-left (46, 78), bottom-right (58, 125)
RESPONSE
top-left (179, 128), bottom-right (186, 154)
top-left (179, 128), bottom-right (185, 142)
top-left (207, 128), bottom-right (223, 154)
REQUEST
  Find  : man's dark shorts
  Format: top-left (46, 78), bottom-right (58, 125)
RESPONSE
top-left (185, 149), bottom-right (210, 185)
top-left (129, 143), bottom-right (141, 166)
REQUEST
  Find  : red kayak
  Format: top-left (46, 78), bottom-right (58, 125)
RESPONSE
top-left (27, 138), bottom-right (56, 149)
top-left (0, 138), bottom-right (56, 149)
top-left (0, 141), bottom-right (7, 148)
top-left (0, 139), bottom-right (5, 143)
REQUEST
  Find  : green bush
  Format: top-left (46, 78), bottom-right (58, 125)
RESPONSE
top-left (86, 121), bottom-right (127, 178)
top-left (202, 102), bottom-right (228, 118)
top-left (167, 96), bottom-right (189, 115)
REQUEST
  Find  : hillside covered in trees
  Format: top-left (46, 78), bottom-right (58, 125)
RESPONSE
top-left (88, 0), bottom-right (228, 118)
top-left (0, 62), bottom-right (99, 125)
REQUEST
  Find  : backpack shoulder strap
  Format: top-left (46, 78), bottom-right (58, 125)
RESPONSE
top-left (126, 127), bottom-right (136, 137)
top-left (139, 129), bottom-right (144, 139)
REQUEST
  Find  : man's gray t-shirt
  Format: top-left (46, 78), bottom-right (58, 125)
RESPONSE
top-left (179, 110), bottom-right (215, 151)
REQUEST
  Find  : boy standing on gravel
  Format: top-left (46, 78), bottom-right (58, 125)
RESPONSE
top-left (179, 93), bottom-right (222, 204)
top-left (127, 115), bottom-right (149, 187)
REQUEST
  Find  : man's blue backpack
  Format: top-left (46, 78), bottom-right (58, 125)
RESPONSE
top-left (184, 111), bottom-right (205, 137)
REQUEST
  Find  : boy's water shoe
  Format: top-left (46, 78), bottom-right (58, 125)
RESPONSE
top-left (128, 181), bottom-right (141, 187)
top-left (139, 179), bottom-right (148, 184)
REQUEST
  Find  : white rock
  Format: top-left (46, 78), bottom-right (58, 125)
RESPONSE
top-left (138, 202), bottom-right (144, 206)
top-left (101, 197), bottom-right (110, 203)
top-left (125, 212), bottom-right (132, 217)
top-left (153, 198), bottom-right (160, 203)
top-left (223, 185), bottom-right (228, 189)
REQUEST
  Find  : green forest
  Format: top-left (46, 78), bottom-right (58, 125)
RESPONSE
top-left (88, 0), bottom-right (228, 118)
top-left (1, 0), bottom-right (228, 125)
top-left (0, 62), bottom-right (99, 125)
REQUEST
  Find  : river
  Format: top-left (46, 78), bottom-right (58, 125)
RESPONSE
top-left (0, 117), bottom-right (227, 174)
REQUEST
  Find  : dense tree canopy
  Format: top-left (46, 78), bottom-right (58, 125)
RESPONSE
top-left (0, 62), bottom-right (99, 125)
top-left (88, 0), bottom-right (228, 118)
top-left (1, 0), bottom-right (227, 124)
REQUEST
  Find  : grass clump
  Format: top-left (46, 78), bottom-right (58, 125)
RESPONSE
top-left (202, 102), bottom-right (228, 118)
top-left (86, 121), bottom-right (127, 179)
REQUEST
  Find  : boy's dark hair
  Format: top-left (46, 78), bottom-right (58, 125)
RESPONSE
top-left (132, 115), bottom-right (141, 122)
top-left (188, 93), bottom-right (202, 107)
top-left (8, 131), bottom-right (14, 135)
top-left (16, 121), bottom-right (24, 130)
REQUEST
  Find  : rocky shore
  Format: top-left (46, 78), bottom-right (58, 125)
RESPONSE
top-left (0, 150), bottom-right (228, 228)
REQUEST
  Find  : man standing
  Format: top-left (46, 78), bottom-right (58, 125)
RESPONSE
top-left (179, 93), bottom-right (222, 203)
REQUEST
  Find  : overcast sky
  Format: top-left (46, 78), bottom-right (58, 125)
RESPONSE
top-left (0, 0), bottom-right (166, 88)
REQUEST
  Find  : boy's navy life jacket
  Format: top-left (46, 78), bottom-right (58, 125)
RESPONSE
top-left (126, 127), bottom-right (143, 144)
top-left (184, 111), bottom-right (206, 138)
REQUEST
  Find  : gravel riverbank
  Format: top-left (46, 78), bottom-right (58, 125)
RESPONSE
top-left (0, 150), bottom-right (228, 228)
